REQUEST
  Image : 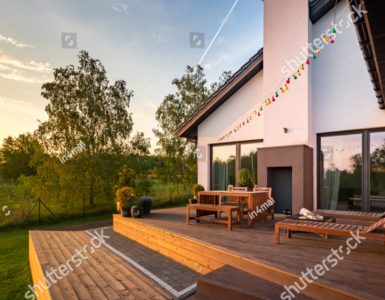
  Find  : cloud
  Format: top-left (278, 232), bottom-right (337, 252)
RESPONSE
top-left (0, 49), bottom-right (52, 83)
top-left (204, 53), bottom-right (230, 70)
top-left (0, 51), bottom-right (51, 73)
top-left (112, 3), bottom-right (130, 14)
top-left (0, 34), bottom-right (34, 48)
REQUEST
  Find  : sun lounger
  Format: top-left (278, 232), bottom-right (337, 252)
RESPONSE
top-left (275, 217), bottom-right (385, 244)
top-left (314, 209), bottom-right (385, 222)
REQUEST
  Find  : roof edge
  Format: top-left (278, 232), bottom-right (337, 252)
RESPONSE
top-left (176, 48), bottom-right (264, 139)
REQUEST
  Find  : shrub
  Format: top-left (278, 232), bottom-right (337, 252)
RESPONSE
top-left (238, 168), bottom-right (252, 188)
top-left (192, 184), bottom-right (204, 199)
top-left (115, 187), bottom-right (136, 208)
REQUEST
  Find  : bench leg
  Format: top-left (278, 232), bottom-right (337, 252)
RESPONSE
top-left (286, 230), bottom-right (292, 238)
top-left (186, 206), bottom-right (190, 225)
top-left (275, 226), bottom-right (280, 244)
top-left (228, 211), bottom-right (232, 231)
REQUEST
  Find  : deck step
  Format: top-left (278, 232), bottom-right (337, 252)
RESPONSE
top-left (195, 265), bottom-right (312, 300)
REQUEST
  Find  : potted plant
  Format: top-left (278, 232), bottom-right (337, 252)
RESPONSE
top-left (136, 175), bottom-right (153, 214)
top-left (130, 198), bottom-right (144, 218)
top-left (238, 168), bottom-right (252, 190)
top-left (115, 187), bottom-right (136, 217)
top-left (189, 184), bottom-right (204, 204)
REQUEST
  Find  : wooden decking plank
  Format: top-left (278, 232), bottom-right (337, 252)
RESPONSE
top-left (34, 231), bottom-right (79, 300)
top-left (30, 232), bottom-right (64, 300)
top-left (47, 231), bottom-right (113, 300)
top-left (68, 231), bottom-right (148, 299)
top-left (43, 231), bottom-right (97, 300)
top-left (69, 230), bottom-right (168, 300)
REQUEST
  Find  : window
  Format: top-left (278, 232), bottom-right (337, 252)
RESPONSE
top-left (211, 141), bottom-right (261, 190)
top-left (318, 128), bottom-right (385, 212)
top-left (240, 143), bottom-right (258, 186)
top-left (211, 144), bottom-right (236, 190)
top-left (319, 134), bottom-right (362, 210)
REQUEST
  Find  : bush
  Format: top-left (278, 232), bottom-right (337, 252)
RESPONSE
top-left (238, 168), bottom-right (252, 188)
top-left (115, 187), bottom-right (136, 208)
top-left (192, 184), bottom-right (204, 199)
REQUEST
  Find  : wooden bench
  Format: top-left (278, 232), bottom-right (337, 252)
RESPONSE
top-left (190, 265), bottom-right (311, 300)
top-left (186, 204), bottom-right (241, 231)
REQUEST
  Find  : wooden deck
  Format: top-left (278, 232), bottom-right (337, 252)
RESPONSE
top-left (29, 230), bottom-right (172, 300)
top-left (114, 207), bottom-right (385, 300)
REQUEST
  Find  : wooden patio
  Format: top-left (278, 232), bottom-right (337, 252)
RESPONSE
top-left (29, 207), bottom-right (385, 299)
top-left (113, 207), bottom-right (385, 300)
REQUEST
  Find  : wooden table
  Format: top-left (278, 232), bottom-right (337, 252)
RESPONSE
top-left (198, 190), bottom-right (269, 225)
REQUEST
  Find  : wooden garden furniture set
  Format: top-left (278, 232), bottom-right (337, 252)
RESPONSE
top-left (186, 188), bottom-right (272, 231)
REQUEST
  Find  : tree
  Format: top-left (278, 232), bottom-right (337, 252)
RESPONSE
top-left (130, 131), bottom-right (150, 156)
top-left (0, 133), bottom-right (40, 181)
top-left (153, 65), bottom-right (231, 186)
top-left (38, 50), bottom-right (134, 206)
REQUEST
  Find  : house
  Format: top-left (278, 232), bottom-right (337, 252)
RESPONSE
top-left (177, 0), bottom-right (385, 214)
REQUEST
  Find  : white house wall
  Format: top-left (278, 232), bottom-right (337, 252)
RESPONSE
top-left (197, 72), bottom-right (264, 189)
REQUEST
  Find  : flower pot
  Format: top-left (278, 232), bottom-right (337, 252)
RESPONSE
top-left (116, 201), bottom-right (121, 213)
top-left (121, 207), bottom-right (130, 217)
top-left (130, 206), bottom-right (143, 218)
top-left (140, 196), bottom-right (153, 214)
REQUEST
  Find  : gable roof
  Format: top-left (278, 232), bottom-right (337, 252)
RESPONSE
top-left (176, 49), bottom-right (263, 139)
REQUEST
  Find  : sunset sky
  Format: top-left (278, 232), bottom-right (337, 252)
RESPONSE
top-left (0, 0), bottom-right (264, 149)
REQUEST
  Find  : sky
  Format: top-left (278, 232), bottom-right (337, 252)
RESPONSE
top-left (0, 0), bottom-right (264, 150)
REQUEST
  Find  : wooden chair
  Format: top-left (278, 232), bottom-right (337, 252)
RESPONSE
top-left (253, 186), bottom-right (274, 219)
top-left (275, 217), bottom-right (385, 244)
top-left (314, 209), bottom-right (385, 222)
top-left (220, 187), bottom-right (248, 219)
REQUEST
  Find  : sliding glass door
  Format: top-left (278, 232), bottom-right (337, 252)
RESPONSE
top-left (318, 128), bottom-right (385, 212)
top-left (319, 134), bottom-right (362, 210)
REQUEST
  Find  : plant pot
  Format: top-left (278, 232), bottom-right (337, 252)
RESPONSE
top-left (121, 207), bottom-right (130, 217)
top-left (140, 196), bottom-right (153, 214)
top-left (189, 198), bottom-right (198, 204)
top-left (116, 201), bottom-right (121, 213)
top-left (130, 206), bottom-right (143, 218)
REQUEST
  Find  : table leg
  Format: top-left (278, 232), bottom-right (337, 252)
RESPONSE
top-left (228, 210), bottom-right (232, 231)
top-left (237, 208), bottom-right (241, 228)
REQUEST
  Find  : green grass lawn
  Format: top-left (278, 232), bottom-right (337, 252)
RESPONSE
top-left (0, 214), bottom-right (113, 300)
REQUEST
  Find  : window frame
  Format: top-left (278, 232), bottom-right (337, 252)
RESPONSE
top-left (317, 127), bottom-right (385, 211)
top-left (210, 139), bottom-right (263, 189)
